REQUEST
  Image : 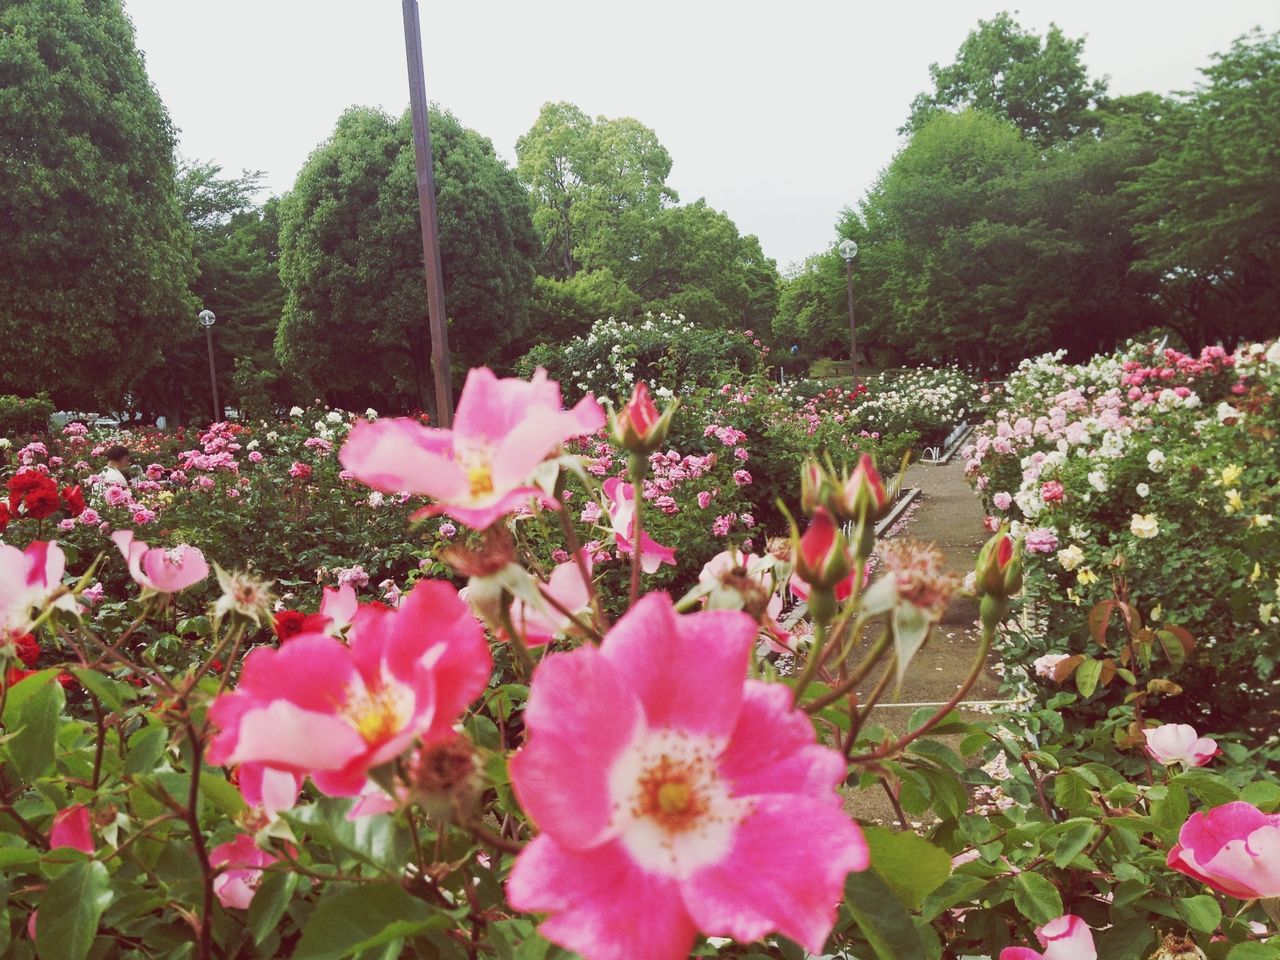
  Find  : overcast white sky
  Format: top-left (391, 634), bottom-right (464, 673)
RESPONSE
top-left (122, 0), bottom-right (1278, 269)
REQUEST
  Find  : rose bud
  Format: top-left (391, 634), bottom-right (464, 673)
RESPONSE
top-left (610, 382), bottom-right (676, 455)
top-left (836, 454), bottom-right (890, 524)
top-left (975, 525), bottom-right (1022, 630)
top-left (799, 458), bottom-right (834, 516)
top-left (792, 508), bottom-right (854, 625)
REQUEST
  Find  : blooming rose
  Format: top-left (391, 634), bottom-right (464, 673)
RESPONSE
top-left (1147, 449), bottom-right (1166, 473)
top-left (340, 368), bottom-right (604, 529)
top-left (49, 804), bottom-right (94, 853)
top-left (507, 594), bottom-right (869, 959)
top-left (604, 477), bottom-right (676, 572)
top-left (1130, 514), bottom-right (1159, 539)
top-left (1056, 544), bottom-right (1084, 571)
top-left (208, 580), bottom-right (490, 796)
top-left (993, 491), bottom-right (1013, 511)
top-left (1142, 724), bottom-right (1218, 767)
top-left (1166, 801), bottom-right (1280, 899)
top-left (112, 531), bottom-right (209, 594)
top-left (1040, 480), bottom-right (1065, 504)
top-left (210, 834), bottom-right (279, 909)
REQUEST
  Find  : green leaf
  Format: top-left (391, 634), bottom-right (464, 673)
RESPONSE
top-left (1227, 943), bottom-right (1280, 959)
top-left (8, 678), bottom-right (65, 783)
top-left (1012, 872), bottom-right (1063, 926)
top-left (35, 860), bottom-right (112, 960)
top-left (1053, 769), bottom-right (1092, 815)
top-left (68, 668), bottom-right (134, 712)
top-left (124, 724), bottom-right (168, 775)
top-left (1241, 780), bottom-right (1280, 811)
top-left (1075, 657), bottom-right (1102, 698)
top-left (892, 602), bottom-right (932, 689)
top-left (1050, 819), bottom-right (1098, 867)
top-left (1151, 783), bottom-right (1190, 844)
top-left (862, 826), bottom-right (952, 910)
top-left (842, 870), bottom-right (929, 960)
top-left (199, 774), bottom-right (248, 818)
top-left (292, 884), bottom-right (450, 960)
top-left (248, 871), bottom-right (298, 945)
top-left (1175, 895), bottom-right (1222, 934)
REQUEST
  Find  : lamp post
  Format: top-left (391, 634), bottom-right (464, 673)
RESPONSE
top-left (838, 239), bottom-right (860, 386)
top-left (401, 0), bottom-right (453, 427)
top-left (197, 309), bottom-right (219, 422)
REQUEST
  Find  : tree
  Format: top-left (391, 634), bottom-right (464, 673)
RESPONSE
top-left (133, 162), bottom-right (289, 423)
top-left (1128, 30), bottom-right (1280, 348)
top-left (276, 106), bottom-right (537, 412)
top-left (515, 102), bottom-right (677, 278)
top-left (0, 0), bottom-right (196, 409)
top-left (903, 11), bottom-right (1108, 146)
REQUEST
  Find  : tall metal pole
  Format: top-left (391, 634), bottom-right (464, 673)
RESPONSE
top-left (845, 258), bottom-right (859, 387)
top-left (204, 325), bottom-right (220, 420)
top-left (401, 0), bottom-right (453, 426)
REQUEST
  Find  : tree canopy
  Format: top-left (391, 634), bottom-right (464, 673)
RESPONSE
top-left (0, 0), bottom-right (196, 409)
top-left (275, 106), bottom-right (537, 412)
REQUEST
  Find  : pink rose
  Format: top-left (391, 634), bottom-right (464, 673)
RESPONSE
top-left (1167, 802), bottom-right (1280, 899)
top-left (1142, 723), bottom-right (1218, 767)
top-left (999, 914), bottom-right (1095, 960)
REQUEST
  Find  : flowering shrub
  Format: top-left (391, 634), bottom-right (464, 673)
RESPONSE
top-left (964, 339), bottom-right (1280, 736)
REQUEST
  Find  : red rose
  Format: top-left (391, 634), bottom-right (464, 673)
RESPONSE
top-left (273, 610), bottom-right (309, 642)
top-left (21, 476), bottom-right (60, 519)
top-left (61, 484), bottom-right (86, 517)
top-left (12, 633), bottom-right (40, 668)
top-left (0, 502), bottom-right (9, 532)
top-left (4, 667), bottom-right (33, 688)
top-left (7, 470), bottom-right (46, 511)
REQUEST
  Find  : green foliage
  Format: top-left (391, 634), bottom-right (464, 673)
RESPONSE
top-left (1128, 29), bottom-right (1280, 348)
top-left (903, 10), bottom-right (1108, 146)
top-left (276, 106), bottom-right (537, 412)
top-left (0, 0), bottom-right (197, 408)
top-left (0, 393), bottom-right (54, 440)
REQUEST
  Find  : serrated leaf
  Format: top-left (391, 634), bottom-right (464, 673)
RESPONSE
top-left (249, 871), bottom-right (298, 945)
top-left (1075, 658), bottom-right (1103, 698)
top-left (1050, 819), bottom-right (1098, 867)
top-left (1012, 872), bottom-right (1063, 925)
top-left (1175, 894), bottom-right (1222, 933)
top-left (9, 678), bottom-right (65, 783)
top-left (842, 870), bottom-right (929, 960)
top-left (863, 826), bottom-right (952, 910)
top-left (292, 883), bottom-right (450, 960)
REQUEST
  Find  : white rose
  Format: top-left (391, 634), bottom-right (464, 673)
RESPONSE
top-left (1147, 449), bottom-right (1166, 473)
top-left (1136, 483), bottom-right (1150, 498)
top-left (1266, 340), bottom-right (1280, 366)
top-left (326, 411), bottom-right (342, 423)
top-left (289, 406), bottom-right (304, 417)
top-left (1216, 401), bottom-right (1241, 423)
top-left (1130, 513), bottom-right (1159, 539)
top-left (1057, 544), bottom-right (1085, 571)
top-left (365, 408), bottom-right (378, 419)
top-left (266, 431), bottom-right (279, 442)
top-left (1087, 471), bottom-right (1108, 493)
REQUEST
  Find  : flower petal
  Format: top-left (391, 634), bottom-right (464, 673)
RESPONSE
top-left (600, 594), bottom-right (753, 739)
top-left (683, 795), bottom-right (869, 954)
top-left (511, 646), bottom-right (643, 849)
top-left (507, 835), bottom-right (696, 960)
top-left (339, 418), bottom-right (464, 498)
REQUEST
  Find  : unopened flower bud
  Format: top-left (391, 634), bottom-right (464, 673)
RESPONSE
top-left (974, 526), bottom-right (1022, 600)
top-left (836, 454), bottom-right (890, 524)
top-left (611, 382), bottom-right (676, 455)
top-left (799, 459), bottom-right (833, 516)
top-left (409, 733), bottom-right (483, 824)
top-left (792, 508), bottom-right (854, 601)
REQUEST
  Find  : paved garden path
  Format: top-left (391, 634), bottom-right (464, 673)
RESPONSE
top-left (844, 454), bottom-right (1006, 823)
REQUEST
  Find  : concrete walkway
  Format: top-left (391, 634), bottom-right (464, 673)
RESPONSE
top-left (843, 456), bottom-right (1005, 823)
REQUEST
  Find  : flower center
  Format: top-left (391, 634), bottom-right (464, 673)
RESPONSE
top-left (467, 464), bottom-right (494, 499)
top-left (634, 755), bottom-right (709, 833)
top-left (342, 681), bottom-right (412, 746)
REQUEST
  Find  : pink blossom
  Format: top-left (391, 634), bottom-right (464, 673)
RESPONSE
top-left (0, 541), bottom-right (77, 633)
top-left (604, 477), bottom-right (676, 572)
top-left (210, 834), bottom-right (279, 909)
top-left (145, 464), bottom-right (165, 480)
top-left (579, 501), bottom-right (603, 525)
top-left (999, 914), bottom-right (1096, 960)
top-left (335, 564), bottom-right (369, 589)
top-left (1023, 528), bottom-right (1059, 554)
top-left (340, 367), bottom-right (604, 529)
top-left (208, 581), bottom-right (490, 796)
top-left (1142, 723), bottom-right (1218, 767)
top-left (49, 804), bottom-right (94, 853)
top-left (993, 491), bottom-right (1013, 511)
top-left (510, 557), bottom-right (593, 647)
top-left (732, 469), bottom-right (752, 486)
top-left (80, 582), bottom-right (105, 605)
top-left (237, 763), bottom-right (304, 820)
top-left (712, 514), bottom-right (734, 537)
top-left (1167, 802), bottom-right (1280, 899)
top-left (247, 451), bottom-right (263, 463)
top-left (104, 485), bottom-right (131, 507)
top-left (131, 508), bottom-right (157, 525)
top-left (111, 531), bottom-right (209, 594)
top-left (57, 519), bottom-right (76, 532)
top-left (288, 461), bottom-right (312, 480)
top-left (696, 491), bottom-right (712, 509)
top-left (507, 594), bottom-right (869, 959)
top-left (1040, 481), bottom-right (1065, 504)
top-left (438, 521), bottom-right (458, 539)
top-left (319, 584), bottom-right (358, 635)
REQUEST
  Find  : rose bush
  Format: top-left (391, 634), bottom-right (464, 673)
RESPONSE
top-left (964, 339), bottom-right (1280, 737)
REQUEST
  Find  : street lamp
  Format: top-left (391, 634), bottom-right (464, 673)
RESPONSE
top-left (198, 309), bottom-right (220, 422)
top-left (838, 239), bottom-right (860, 386)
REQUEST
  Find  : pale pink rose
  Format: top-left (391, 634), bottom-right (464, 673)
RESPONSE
top-left (319, 583), bottom-right (358, 635)
top-left (507, 594), bottom-right (869, 959)
top-left (207, 581), bottom-right (489, 797)
top-left (1024, 528), bottom-right (1059, 554)
top-left (247, 451), bottom-right (263, 463)
top-left (697, 491), bottom-right (712, 509)
top-left (0, 541), bottom-right (78, 632)
top-left (104, 485), bottom-right (131, 507)
top-left (78, 508), bottom-right (100, 525)
top-left (1142, 723), bottom-right (1218, 767)
top-left (340, 367), bottom-right (604, 529)
top-left (993, 492), bottom-right (1013, 511)
top-left (1040, 481), bottom-right (1065, 503)
top-left (999, 914), bottom-right (1096, 960)
top-left (111, 531), bottom-right (208, 594)
top-left (1167, 802), bottom-right (1280, 899)
top-left (236, 763), bottom-right (304, 820)
top-left (49, 804), bottom-right (94, 853)
top-left (510, 557), bottom-right (593, 647)
top-left (210, 834), bottom-right (278, 909)
top-left (1033, 653), bottom-right (1070, 679)
top-left (604, 477), bottom-right (676, 573)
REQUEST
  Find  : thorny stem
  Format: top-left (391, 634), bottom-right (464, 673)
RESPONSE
top-left (552, 489), bottom-right (609, 634)
top-left (805, 629), bottom-right (890, 715)
top-left (181, 720), bottom-right (215, 960)
top-left (627, 455), bottom-right (646, 608)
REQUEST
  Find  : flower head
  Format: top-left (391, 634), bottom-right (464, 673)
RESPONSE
top-left (604, 477), bottom-right (676, 572)
top-left (507, 593), bottom-right (868, 960)
top-left (1166, 801), bottom-right (1280, 899)
top-left (214, 567), bottom-right (275, 625)
top-left (340, 368), bottom-right (604, 529)
top-left (0, 541), bottom-right (77, 634)
top-left (999, 914), bottom-right (1096, 960)
top-left (210, 834), bottom-right (279, 909)
top-left (611, 381), bottom-right (675, 454)
top-left (1130, 513), bottom-right (1159, 539)
top-left (112, 531), bottom-right (209, 595)
top-left (208, 580), bottom-right (490, 796)
top-left (1142, 723), bottom-right (1218, 768)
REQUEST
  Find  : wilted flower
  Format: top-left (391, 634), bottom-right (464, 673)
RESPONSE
top-left (214, 567), bottom-right (275, 625)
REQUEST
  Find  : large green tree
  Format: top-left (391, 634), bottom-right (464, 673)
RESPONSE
top-left (515, 101), bottom-right (677, 278)
top-left (1127, 29), bottom-right (1280, 347)
top-left (903, 11), bottom-right (1108, 146)
top-left (276, 106), bottom-right (537, 412)
top-left (0, 0), bottom-right (196, 409)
